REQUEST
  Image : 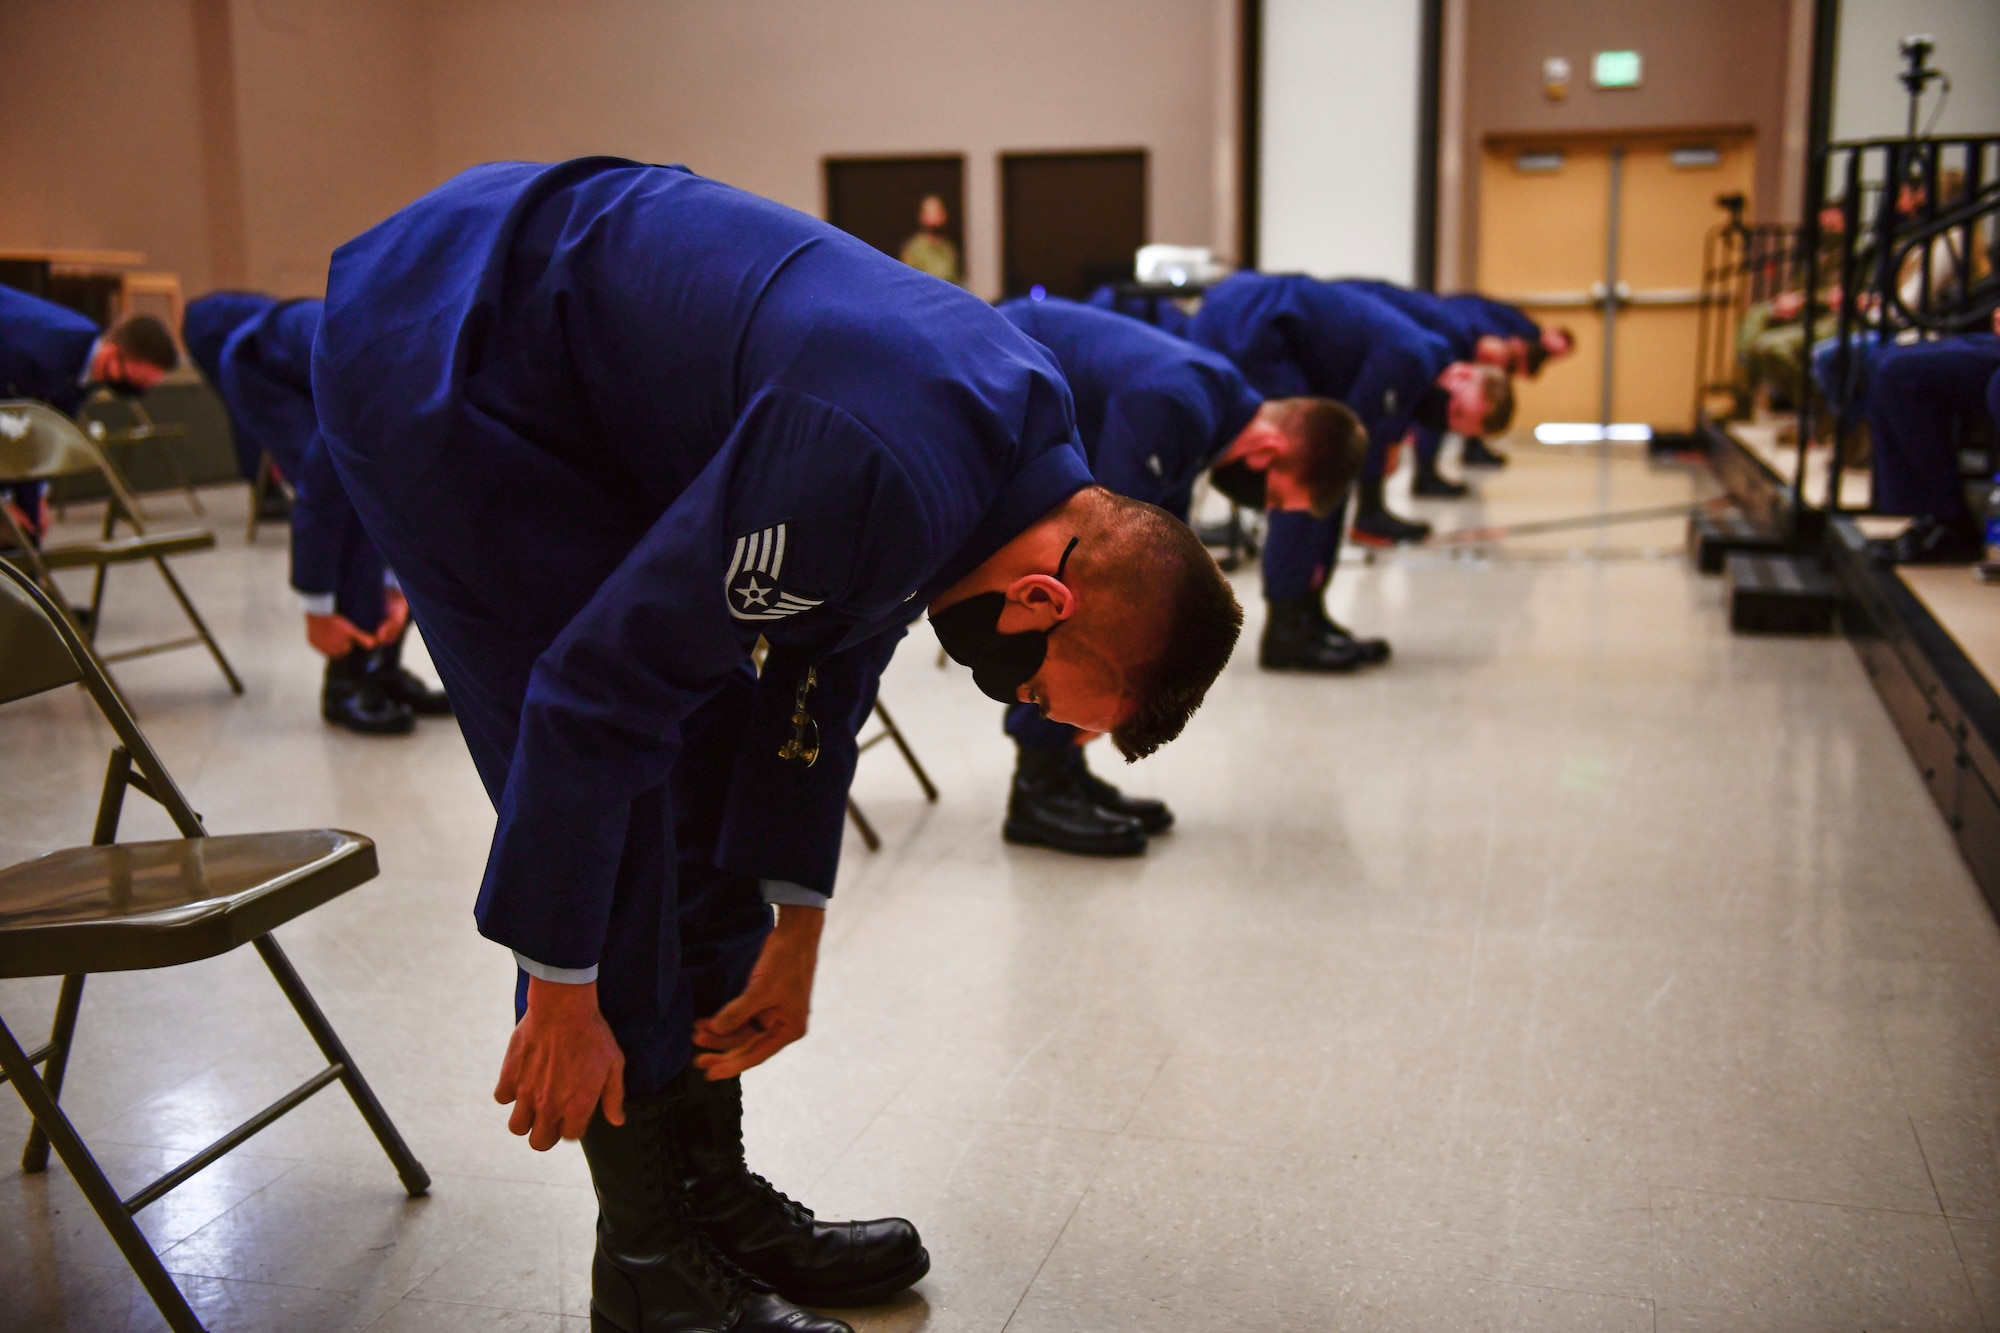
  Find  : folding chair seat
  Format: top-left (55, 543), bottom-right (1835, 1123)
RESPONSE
top-left (0, 559), bottom-right (426, 1333)
top-left (0, 398), bottom-right (242, 695)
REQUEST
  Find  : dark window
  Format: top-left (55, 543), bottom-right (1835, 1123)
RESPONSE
top-left (824, 155), bottom-right (966, 268)
top-left (1001, 150), bottom-right (1148, 299)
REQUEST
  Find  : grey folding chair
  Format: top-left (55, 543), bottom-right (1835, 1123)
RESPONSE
top-left (0, 559), bottom-right (427, 1333)
top-left (77, 392), bottom-right (204, 519)
top-left (0, 399), bottom-right (242, 695)
top-left (845, 699), bottom-right (939, 851)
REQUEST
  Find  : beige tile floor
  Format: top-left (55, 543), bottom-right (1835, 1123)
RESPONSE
top-left (5, 444), bottom-right (1999, 1331)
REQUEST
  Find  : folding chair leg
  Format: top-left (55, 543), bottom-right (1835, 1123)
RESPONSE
top-left (252, 935), bottom-right (429, 1197)
top-left (21, 974), bottom-right (86, 1173)
top-left (0, 1014), bottom-right (207, 1333)
top-left (150, 557), bottom-right (244, 695)
top-left (846, 797), bottom-right (882, 852)
top-left (871, 701), bottom-right (938, 802)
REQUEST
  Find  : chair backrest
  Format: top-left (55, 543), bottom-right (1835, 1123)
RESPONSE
top-left (0, 559), bottom-right (83, 704)
top-left (0, 560), bottom-right (203, 835)
top-left (0, 400), bottom-right (113, 485)
top-left (0, 399), bottom-right (152, 532)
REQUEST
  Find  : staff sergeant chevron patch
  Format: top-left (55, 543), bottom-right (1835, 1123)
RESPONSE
top-left (725, 522), bottom-right (824, 622)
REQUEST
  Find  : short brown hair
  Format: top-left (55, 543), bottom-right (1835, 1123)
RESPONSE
top-left (1476, 365), bottom-right (1513, 435)
top-left (1272, 397), bottom-right (1365, 518)
top-left (106, 315), bottom-right (181, 372)
top-left (1081, 491), bottom-right (1243, 760)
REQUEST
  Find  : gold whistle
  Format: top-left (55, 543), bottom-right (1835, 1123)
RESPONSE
top-left (777, 666), bottom-right (821, 767)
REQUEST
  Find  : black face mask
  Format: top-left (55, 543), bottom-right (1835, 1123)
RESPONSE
top-left (1413, 383), bottom-right (1452, 433)
top-left (931, 537), bottom-right (1077, 704)
top-left (1207, 457), bottom-right (1267, 510)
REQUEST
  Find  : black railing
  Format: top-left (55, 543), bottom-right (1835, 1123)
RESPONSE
top-left (1801, 134), bottom-right (2000, 512)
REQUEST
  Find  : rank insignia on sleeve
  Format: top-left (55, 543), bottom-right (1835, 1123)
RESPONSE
top-left (725, 522), bottom-right (824, 622)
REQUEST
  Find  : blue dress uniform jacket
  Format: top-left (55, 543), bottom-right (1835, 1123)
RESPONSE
top-left (191, 294), bottom-right (388, 626)
top-left (185, 290), bottom-right (290, 480)
top-left (1, 285), bottom-right (99, 532)
top-left (0, 285), bottom-right (97, 416)
top-left (313, 159), bottom-right (1089, 1082)
top-left (1339, 281), bottom-right (1484, 363)
top-left (1084, 283), bottom-right (1194, 338)
top-left (996, 296), bottom-right (1260, 751)
top-left (1189, 273), bottom-right (1449, 450)
top-left (999, 297), bottom-right (1261, 519)
top-left (1190, 273), bottom-right (1450, 600)
top-left (1445, 294), bottom-right (1541, 346)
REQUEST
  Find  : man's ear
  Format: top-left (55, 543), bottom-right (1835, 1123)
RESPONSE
top-left (1004, 572), bottom-right (1077, 626)
top-left (1240, 422), bottom-right (1287, 471)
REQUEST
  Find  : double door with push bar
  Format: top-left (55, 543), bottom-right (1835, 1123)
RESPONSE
top-left (1479, 131), bottom-right (1756, 434)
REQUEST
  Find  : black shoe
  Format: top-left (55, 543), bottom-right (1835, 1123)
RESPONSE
top-left (1318, 613), bottom-right (1391, 666)
top-left (1866, 513), bottom-right (1985, 566)
top-left (1351, 477), bottom-right (1432, 547)
top-left (1260, 598), bottom-right (1368, 673)
top-left (581, 1090), bottom-right (853, 1333)
top-left (369, 635), bottom-right (453, 716)
top-left (1461, 436), bottom-right (1509, 467)
top-left (1004, 747), bottom-right (1148, 855)
top-left (1068, 748), bottom-right (1173, 834)
top-left (1412, 466), bottom-right (1470, 499)
top-left (673, 1070), bottom-right (929, 1309)
top-left (322, 651), bottom-right (416, 735)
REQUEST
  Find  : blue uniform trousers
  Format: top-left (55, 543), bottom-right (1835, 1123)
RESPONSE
top-left (1863, 335), bottom-right (2000, 518)
top-left (1261, 509), bottom-right (1345, 602)
top-left (281, 430), bottom-right (388, 630)
top-left (501, 666), bottom-right (772, 1095)
top-left (1414, 425), bottom-right (1445, 470)
top-left (1006, 702), bottom-right (1080, 750)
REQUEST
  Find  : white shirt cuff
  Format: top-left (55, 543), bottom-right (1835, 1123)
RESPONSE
top-left (297, 591), bottom-right (336, 615)
top-left (513, 951), bottom-right (599, 984)
top-left (761, 879), bottom-right (829, 909)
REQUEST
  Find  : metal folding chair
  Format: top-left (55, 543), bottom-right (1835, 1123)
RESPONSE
top-left (0, 399), bottom-right (242, 695)
top-left (245, 449), bottom-right (294, 544)
top-left (845, 699), bottom-right (939, 851)
top-left (0, 559), bottom-right (428, 1333)
top-left (78, 392), bottom-right (204, 518)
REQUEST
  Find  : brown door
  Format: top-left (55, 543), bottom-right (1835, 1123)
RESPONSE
top-left (1001, 151), bottom-right (1147, 299)
top-left (824, 155), bottom-right (966, 276)
top-left (1478, 132), bottom-right (1754, 432)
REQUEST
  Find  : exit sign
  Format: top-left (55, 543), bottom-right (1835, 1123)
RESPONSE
top-left (1593, 50), bottom-right (1643, 88)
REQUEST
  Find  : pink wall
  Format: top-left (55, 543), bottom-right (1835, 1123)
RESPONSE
top-left (0, 0), bottom-right (217, 292)
top-left (2, 1), bottom-right (1234, 305)
top-left (229, 0), bottom-right (435, 296)
top-left (423, 0), bottom-right (1229, 299)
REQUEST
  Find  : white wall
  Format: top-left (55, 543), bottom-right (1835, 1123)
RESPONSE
top-left (1259, 0), bottom-right (1423, 281)
top-left (1833, 0), bottom-right (2000, 141)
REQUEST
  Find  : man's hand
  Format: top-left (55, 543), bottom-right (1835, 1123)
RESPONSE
top-left (692, 905), bottom-right (823, 1080)
top-left (376, 587), bottom-right (411, 645)
top-left (494, 977), bottom-right (626, 1150)
top-left (306, 612), bottom-right (376, 658)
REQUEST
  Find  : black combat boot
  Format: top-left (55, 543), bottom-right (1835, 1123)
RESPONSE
top-left (1461, 436), bottom-right (1509, 467)
top-left (580, 1092), bottom-right (853, 1333)
top-left (1259, 599), bottom-right (1368, 673)
top-left (672, 1070), bottom-right (930, 1308)
top-left (322, 650), bottom-right (416, 735)
top-left (1003, 746), bottom-right (1148, 856)
top-left (1412, 458), bottom-right (1470, 498)
top-left (1067, 746), bottom-right (1173, 834)
top-left (1350, 477), bottom-right (1432, 547)
top-left (1315, 605), bottom-right (1392, 666)
top-left (368, 633), bottom-right (453, 716)
top-left (1866, 512), bottom-right (1985, 565)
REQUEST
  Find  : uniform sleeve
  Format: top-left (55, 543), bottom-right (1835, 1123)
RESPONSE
top-left (474, 385), bottom-right (929, 971)
top-left (713, 626), bottom-right (909, 893)
top-left (1347, 340), bottom-right (1435, 444)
